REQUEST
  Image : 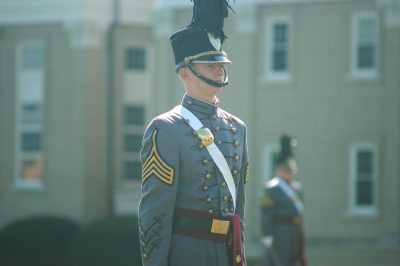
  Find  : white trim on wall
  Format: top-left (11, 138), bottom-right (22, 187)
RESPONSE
top-left (262, 143), bottom-right (279, 185)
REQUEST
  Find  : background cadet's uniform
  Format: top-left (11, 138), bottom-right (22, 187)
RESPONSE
top-left (260, 177), bottom-right (305, 266)
top-left (139, 95), bottom-right (249, 266)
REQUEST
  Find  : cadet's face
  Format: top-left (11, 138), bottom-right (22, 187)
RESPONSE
top-left (189, 63), bottom-right (227, 95)
top-left (180, 63), bottom-right (228, 103)
top-left (288, 159), bottom-right (298, 175)
top-left (191, 63), bottom-right (227, 83)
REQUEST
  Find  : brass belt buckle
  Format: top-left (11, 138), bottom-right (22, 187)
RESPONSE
top-left (211, 219), bottom-right (229, 235)
top-left (197, 127), bottom-right (214, 147)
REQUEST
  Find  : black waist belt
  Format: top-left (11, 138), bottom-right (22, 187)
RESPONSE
top-left (173, 208), bottom-right (231, 243)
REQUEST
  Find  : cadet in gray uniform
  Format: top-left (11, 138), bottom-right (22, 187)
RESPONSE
top-left (138, 1), bottom-right (249, 266)
top-left (260, 135), bottom-right (307, 266)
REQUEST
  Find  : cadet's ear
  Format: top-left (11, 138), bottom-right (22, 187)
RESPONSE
top-left (178, 67), bottom-right (190, 82)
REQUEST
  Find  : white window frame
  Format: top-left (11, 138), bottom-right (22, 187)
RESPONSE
top-left (347, 143), bottom-right (379, 216)
top-left (350, 12), bottom-right (379, 79)
top-left (122, 105), bottom-right (146, 185)
top-left (14, 41), bottom-right (45, 190)
top-left (263, 16), bottom-right (292, 83)
top-left (262, 143), bottom-right (279, 185)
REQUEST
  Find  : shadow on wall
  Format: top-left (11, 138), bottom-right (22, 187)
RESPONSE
top-left (0, 215), bottom-right (142, 266)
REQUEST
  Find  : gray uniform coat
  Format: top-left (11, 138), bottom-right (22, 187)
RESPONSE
top-left (260, 177), bottom-right (305, 266)
top-left (139, 95), bottom-right (249, 266)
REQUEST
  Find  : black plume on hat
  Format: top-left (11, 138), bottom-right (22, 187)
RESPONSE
top-left (276, 134), bottom-right (298, 165)
top-left (189, 0), bottom-right (234, 43)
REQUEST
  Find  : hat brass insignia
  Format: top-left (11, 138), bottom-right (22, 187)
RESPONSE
top-left (197, 127), bottom-right (214, 147)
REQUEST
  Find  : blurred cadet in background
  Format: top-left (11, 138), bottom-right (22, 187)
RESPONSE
top-left (260, 134), bottom-right (307, 266)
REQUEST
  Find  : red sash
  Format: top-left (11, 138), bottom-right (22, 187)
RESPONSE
top-left (231, 214), bottom-right (244, 266)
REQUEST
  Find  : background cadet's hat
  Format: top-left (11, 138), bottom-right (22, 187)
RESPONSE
top-left (170, 0), bottom-right (234, 71)
top-left (275, 134), bottom-right (298, 167)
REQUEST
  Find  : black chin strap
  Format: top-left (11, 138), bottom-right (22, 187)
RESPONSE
top-left (187, 65), bottom-right (229, 88)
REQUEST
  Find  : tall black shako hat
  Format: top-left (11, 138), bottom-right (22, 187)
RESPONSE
top-left (275, 134), bottom-right (298, 168)
top-left (170, 0), bottom-right (234, 87)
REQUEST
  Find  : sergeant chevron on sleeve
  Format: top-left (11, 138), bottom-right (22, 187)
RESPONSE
top-left (138, 1), bottom-right (250, 266)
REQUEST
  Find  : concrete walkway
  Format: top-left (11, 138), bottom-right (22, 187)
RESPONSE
top-left (247, 242), bottom-right (400, 266)
top-left (307, 246), bottom-right (400, 266)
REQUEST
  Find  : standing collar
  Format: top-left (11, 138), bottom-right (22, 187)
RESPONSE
top-left (181, 94), bottom-right (218, 116)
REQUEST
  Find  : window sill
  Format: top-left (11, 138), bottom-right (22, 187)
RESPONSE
top-left (348, 70), bottom-right (379, 81)
top-left (14, 180), bottom-right (44, 190)
top-left (259, 74), bottom-right (292, 85)
top-left (343, 208), bottom-right (380, 219)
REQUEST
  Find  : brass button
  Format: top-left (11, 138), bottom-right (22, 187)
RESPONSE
top-left (231, 127), bottom-right (237, 133)
top-left (233, 169), bottom-right (238, 175)
top-left (199, 144), bottom-right (204, 149)
top-left (206, 173), bottom-right (212, 179)
top-left (234, 140), bottom-right (239, 146)
top-left (203, 185), bottom-right (209, 190)
top-left (217, 140), bottom-right (222, 145)
top-left (203, 159), bottom-right (208, 165)
top-left (223, 195), bottom-right (228, 201)
top-left (221, 182), bottom-right (226, 187)
top-left (214, 126), bottom-right (220, 132)
top-left (207, 197), bottom-right (212, 203)
top-left (230, 208), bottom-right (234, 212)
top-left (143, 254), bottom-right (149, 260)
top-left (235, 155), bottom-right (240, 161)
top-left (208, 209), bottom-right (213, 214)
top-left (187, 100), bottom-right (192, 105)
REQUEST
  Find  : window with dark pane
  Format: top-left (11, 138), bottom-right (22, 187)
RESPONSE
top-left (272, 23), bottom-right (288, 72)
top-left (124, 161), bottom-right (142, 181)
top-left (356, 150), bottom-right (373, 206)
top-left (21, 159), bottom-right (43, 181)
top-left (22, 103), bottom-right (42, 124)
top-left (126, 47), bottom-right (146, 71)
top-left (357, 18), bottom-right (376, 69)
top-left (22, 133), bottom-right (42, 152)
top-left (125, 134), bottom-right (143, 153)
top-left (22, 46), bottom-right (44, 70)
top-left (124, 105), bottom-right (145, 125)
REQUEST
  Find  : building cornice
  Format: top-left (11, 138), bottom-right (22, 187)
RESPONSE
top-left (377, 0), bottom-right (400, 27)
top-left (0, 0), bottom-right (111, 48)
top-left (151, 5), bottom-right (174, 39)
top-left (0, 0), bottom-right (155, 47)
top-left (236, 3), bottom-right (257, 34)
